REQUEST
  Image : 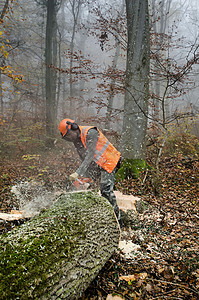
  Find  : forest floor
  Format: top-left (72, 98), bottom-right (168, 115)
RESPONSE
top-left (0, 145), bottom-right (198, 300)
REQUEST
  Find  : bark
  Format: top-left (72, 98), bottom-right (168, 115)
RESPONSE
top-left (151, 0), bottom-right (172, 122)
top-left (105, 2), bottom-right (125, 130)
top-left (0, 0), bottom-right (9, 21)
top-left (105, 43), bottom-right (120, 130)
top-left (45, 0), bottom-right (57, 146)
top-left (0, 0), bottom-right (10, 114)
top-left (0, 191), bottom-right (120, 300)
top-left (69, 0), bottom-right (81, 117)
top-left (56, 29), bottom-right (61, 119)
top-left (121, 0), bottom-right (150, 159)
top-left (0, 71), bottom-right (3, 115)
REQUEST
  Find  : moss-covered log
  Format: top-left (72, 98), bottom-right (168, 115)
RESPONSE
top-left (0, 191), bottom-right (120, 300)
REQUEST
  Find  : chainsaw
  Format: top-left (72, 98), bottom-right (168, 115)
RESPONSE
top-left (67, 176), bottom-right (93, 191)
top-left (73, 177), bottom-right (93, 190)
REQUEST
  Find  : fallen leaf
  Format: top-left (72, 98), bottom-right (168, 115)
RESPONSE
top-left (139, 272), bottom-right (148, 279)
top-left (145, 283), bottom-right (152, 292)
top-left (119, 275), bottom-right (136, 282)
top-left (106, 294), bottom-right (125, 300)
top-left (136, 279), bottom-right (143, 287)
top-left (158, 267), bottom-right (165, 274)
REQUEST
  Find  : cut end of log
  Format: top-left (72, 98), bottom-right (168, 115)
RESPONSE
top-left (114, 190), bottom-right (139, 212)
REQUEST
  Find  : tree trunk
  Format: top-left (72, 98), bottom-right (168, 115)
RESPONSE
top-left (0, 191), bottom-right (120, 300)
top-left (0, 0), bottom-right (9, 21)
top-left (105, 2), bottom-right (125, 130)
top-left (151, 0), bottom-right (172, 123)
top-left (45, 0), bottom-right (57, 147)
top-left (120, 0), bottom-right (150, 159)
top-left (56, 31), bottom-right (61, 119)
top-left (69, 0), bottom-right (81, 117)
top-left (0, 71), bottom-right (3, 115)
top-left (105, 37), bottom-right (121, 130)
top-left (0, 0), bottom-right (10, 116)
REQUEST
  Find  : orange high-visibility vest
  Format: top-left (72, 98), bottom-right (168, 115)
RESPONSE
top-left (79, 126), bottom-right (121, 173)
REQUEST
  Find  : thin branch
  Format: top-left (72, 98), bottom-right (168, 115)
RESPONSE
top-left (155, 128), bottom-right (168, 171)
top-left (148, 278), bottom-right (199, 296)
top-left (0, 0), bottom-right (9, 22)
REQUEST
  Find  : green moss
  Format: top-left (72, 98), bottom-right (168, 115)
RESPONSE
top-left (0, 217), bottom-right (80, 299)
top-left (0, 191), bottom-right (119, 299)
top-left (116, 158), bottom-right (150, 180)
top-left (0, 192), bottom-right (97, 299)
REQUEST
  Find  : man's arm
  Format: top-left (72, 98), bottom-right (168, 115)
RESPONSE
top-left (76, 128), bottom-right (99, 177)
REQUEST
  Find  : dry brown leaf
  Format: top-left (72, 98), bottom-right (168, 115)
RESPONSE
top-left (145, 283), bottom-right (152, 292)
top-left (119, 275), bottom-right (136, 282)
top-left (158, 267), bottom-right (165, 274)
top-left (139, 272), bottom-right (148, 279)
top-left (106, 294), bottom-right (125, 300)
top-left (136, 279), bottom-right (143, 287)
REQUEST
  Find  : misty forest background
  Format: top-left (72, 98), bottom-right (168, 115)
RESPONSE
top-left (0, 0), bottom-right (199, 298)
top-left (0, 0), bottom-right (198, 156)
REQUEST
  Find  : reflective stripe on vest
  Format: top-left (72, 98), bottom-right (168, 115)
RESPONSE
top-left (93, 140), bottom-right (109, 162)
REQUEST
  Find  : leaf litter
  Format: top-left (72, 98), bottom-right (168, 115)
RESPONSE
top-left (0, 151), bottom-right (198, 299)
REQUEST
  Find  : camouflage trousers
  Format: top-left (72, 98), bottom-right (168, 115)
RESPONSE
top-left (100, 168), bottom-right (120, 222)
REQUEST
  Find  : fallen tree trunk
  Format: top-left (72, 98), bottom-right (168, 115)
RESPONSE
top-left (0, 191), bottom-right (120, 300)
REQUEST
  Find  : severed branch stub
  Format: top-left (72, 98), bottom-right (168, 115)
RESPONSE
top-left (0, 191), bottom-right (120, 300)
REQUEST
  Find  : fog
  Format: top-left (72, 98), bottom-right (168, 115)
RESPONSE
top-left (0, 0), bottom-right (198, 134)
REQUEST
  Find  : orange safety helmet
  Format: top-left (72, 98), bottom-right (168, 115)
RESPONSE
top-left (59, 119), bottom-right (79, 137)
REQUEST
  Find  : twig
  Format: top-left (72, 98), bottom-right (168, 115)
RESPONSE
top-left (150, 288), bottom-right (179, 299)
top-left (151, 296), bottom-right (184, 300)
top-left (155, 128), bottom-right (168, 171)
top-left (148, 278), bottom-right (199, 296)
top-left (142, 169), bottom-right (148, 184)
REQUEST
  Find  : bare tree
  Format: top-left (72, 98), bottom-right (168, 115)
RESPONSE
top-left (0, 0), bottom-right (9, 21)
top-left (105, 1), bottom-right (125, 130)
top-left (0, 1), bottom-right (10, 114)
top-left (45, 0), bottom-right (60, 146)
top-left (150, 0), bottom-right (172, 120)
top-left (69, 0), bottom-right (82, 116)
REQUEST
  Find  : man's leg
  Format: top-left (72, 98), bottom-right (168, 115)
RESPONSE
top-left (100, 168), bottom-right (121, 222)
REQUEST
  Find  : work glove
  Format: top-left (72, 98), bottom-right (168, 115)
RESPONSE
top-left (69, 172), bottom-right (79, 181)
